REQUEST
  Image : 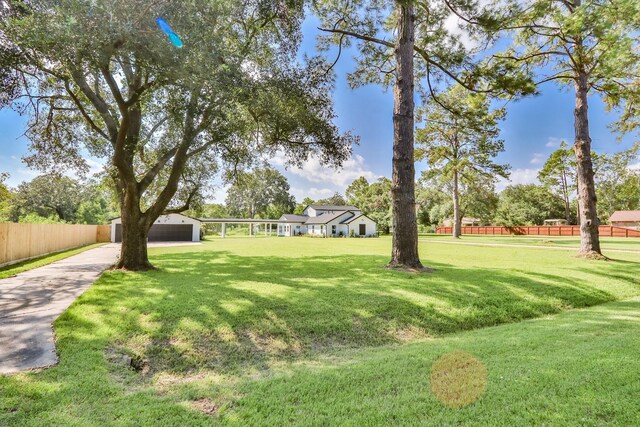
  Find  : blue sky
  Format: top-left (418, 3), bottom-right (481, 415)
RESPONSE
top-left (0, 14), bottom-right (636, 203)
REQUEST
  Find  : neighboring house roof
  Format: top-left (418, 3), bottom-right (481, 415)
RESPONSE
top-left (341, 213), bottom-right (376, 224)
top-left (280, 214), bottom-right (309, 222)
top-left (609, 210), bottom-right (640, 222)
top-left (305, 211), bottom-right (354, 225)
top-left (307, 205), bottom-right (360, 211)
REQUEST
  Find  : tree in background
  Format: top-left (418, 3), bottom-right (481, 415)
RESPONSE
top-left (345, 176), bottom-right (370, 209)
top-left (294, 197), bottom-right (315, 215)
top-left (417, 173), bottom-right (499, 229)
top-left (501, 0), bottom-right (640, 256)
top-left (10, 174), bottom-right (81, 222)
top-left (416, 85), bottom-right (508, 238)
top-left (593, 145), bottom-right (640, 222)
top-left (0, 173), bottom-right (13, 221)
top-left (538, 141), bottom-right (575, 223)
top-left (226, 167), bottom-right (295, 219)
top-left (4, 0), bottom-right (354, 270)
top-left (8, 174), bottom-right (114, 224)
top-left (75, 179), bottom-right (118, 225)
top-left (315, 0), bottom-right (534, 270)
top-left (346, 176), bottom-right (392, 234)
top-left (494, 184), bottom-right (566, 226)
top-left (316, 192), bottom-right (347, 206)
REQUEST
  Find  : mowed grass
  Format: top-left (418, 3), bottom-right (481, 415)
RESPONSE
top-left (422, 233), bottom-right (640, 251)
top-left (0, 243), bottom-right (105, 280)
top-left (1, 237), bottom-right (639, 425)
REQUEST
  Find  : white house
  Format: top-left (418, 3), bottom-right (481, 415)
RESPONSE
top-left (277, 205), bottom-right (377, 237)
top-left (111, 213), bottom-right (201, 242)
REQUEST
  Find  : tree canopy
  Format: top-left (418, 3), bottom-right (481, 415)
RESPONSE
top-left (494, 184), bottom-right (566, 226)
top-left (538, 141), bottom-right (576, 223)
top-left (346, 176), bottom-right (392, 233)
top-left (225, 167), bottom-right (295, 219)
top-left (416, 85), bottom-right (508, 237)
top-left (499, 0), bottom-right (640, 255)
top-left (2, 0), bottom-right (355, 269)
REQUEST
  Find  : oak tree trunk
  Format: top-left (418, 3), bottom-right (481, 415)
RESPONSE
top-left (573, 71), bottom-right (602, 256)
top-left (388, 1), bottom-right (423, 270)
top-left (452, 170), bottom-right (461, 238)
top-left (115, 185), bottom-right (155, 270)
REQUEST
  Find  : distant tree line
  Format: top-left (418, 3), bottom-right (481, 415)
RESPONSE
top-left (0, 173), bottom-right (118, 225)
top-left (415, 143), bottom-right (640, 228)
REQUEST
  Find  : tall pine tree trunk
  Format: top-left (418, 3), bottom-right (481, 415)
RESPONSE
top-left (573, 70), bottom-right (602, 256)
top-left (452, 171), bottom-right (461, 238)
top-left (561, 169), bottom-right (570, 223)
top-left (388, 1), bottom-right (423, 270)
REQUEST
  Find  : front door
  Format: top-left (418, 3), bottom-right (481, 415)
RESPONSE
top-left (359, 224), bottom-right (366, 236)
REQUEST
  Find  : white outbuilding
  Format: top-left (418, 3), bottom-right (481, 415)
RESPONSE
top-left (110, 213), bottom-right (201, 242)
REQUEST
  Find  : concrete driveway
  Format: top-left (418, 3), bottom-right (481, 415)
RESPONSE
top-left (0, 244), bottom-right (120, 374)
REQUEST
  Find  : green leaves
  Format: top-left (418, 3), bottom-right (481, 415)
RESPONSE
top-left (416, 84), bottom-right (509, 183)
top-left (225, 167), bottom-right (295, 219)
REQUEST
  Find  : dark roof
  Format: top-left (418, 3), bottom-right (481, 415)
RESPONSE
top-left (305, 211), bottom-right (354, 225)
top-left (341, 213), bottom-right (377, 224)
top-left (307, 205), bottom-right (360, 211)
top-left (610, 210), bottom-right (640, 222)
top-left (341, 213), bottom-right (362, 224)
top-left (280, 214), bottom-right (309, 222)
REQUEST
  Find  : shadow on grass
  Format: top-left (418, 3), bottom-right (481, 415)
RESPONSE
top-left (79, 251), bottom-right (637, 375)
top-left (1, 249), bottom-right (639, 426)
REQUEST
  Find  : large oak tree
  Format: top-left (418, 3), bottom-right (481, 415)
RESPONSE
top-left (3, 0), bottom-right (354, 270)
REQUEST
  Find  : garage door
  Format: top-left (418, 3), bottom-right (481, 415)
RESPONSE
top-left (114, 224), bottom-right (193, 242)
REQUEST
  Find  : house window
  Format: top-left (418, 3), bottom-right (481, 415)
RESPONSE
top-left (332, 225), bottom-right (336, 234)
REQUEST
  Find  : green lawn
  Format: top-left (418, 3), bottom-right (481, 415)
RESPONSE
top-left (0, 243), bottom-right (105, 280)
top-left (1, 238), bottom-right (639, 425)
top-left (422, 233), bottom-right (640, 251)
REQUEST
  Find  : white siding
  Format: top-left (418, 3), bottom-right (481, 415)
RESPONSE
top-left (303, 207), bottom-right (317, 217)
top-left (346, 216), bottom-right (377, 237)
top-left (325, 212), bottom-right (356, 237)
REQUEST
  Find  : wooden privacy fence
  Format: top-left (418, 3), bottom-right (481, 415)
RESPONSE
top-left (435, 225), bottom-right (640, 238)
top-left (0, 223), bottom-right (111, 267)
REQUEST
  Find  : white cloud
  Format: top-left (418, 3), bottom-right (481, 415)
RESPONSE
top-left (16, 168), bottom-right (38, 178)
top-left (496, 168), bottom-right (540, 192)
top-left (443, 14), bottom-right (477, 50)
top-left (545, 137), bottom-right (566, 148)
top-left (442, 0), bottom-right (496, 50)
top-left (274, 153), bottom-right (379, 189)
top-left (85, 158), bottom-right (104, 176)
top-left (207, 184), bottom-right (230, 204)
top-left (290, 186), bottom-right (334, 202)
top-left (530, 153), bottom-right (544, 164)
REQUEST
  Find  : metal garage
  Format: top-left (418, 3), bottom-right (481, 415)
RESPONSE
top-left (111, 213), bottom-right (201, 243)
top-left (114, 223), bottom-right (194, 242)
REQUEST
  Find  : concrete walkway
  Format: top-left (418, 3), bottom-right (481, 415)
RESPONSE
top-left (0, 244), bottom-right (120, 374)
